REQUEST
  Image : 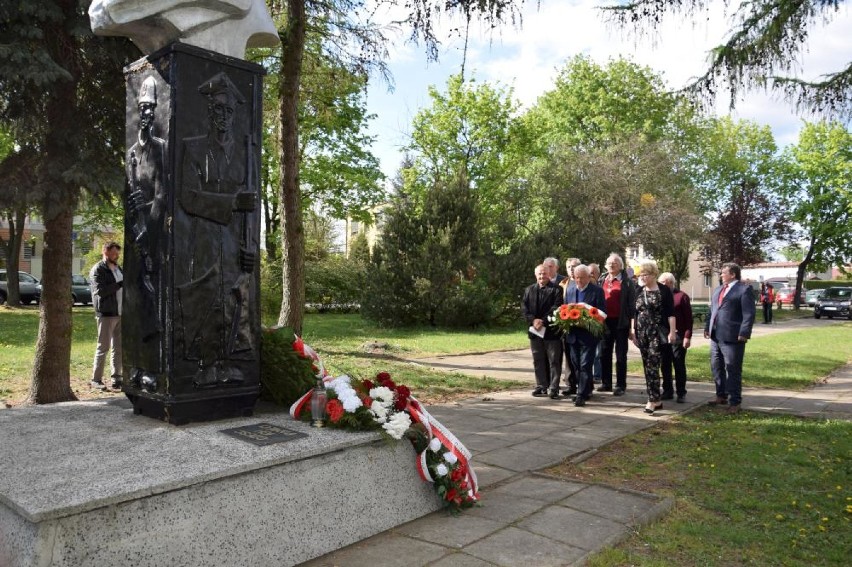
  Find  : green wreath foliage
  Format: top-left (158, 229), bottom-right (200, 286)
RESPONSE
top-left (259, 326), bottom-right (317, 407)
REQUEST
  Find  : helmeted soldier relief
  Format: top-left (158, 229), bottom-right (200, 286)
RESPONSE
top-left (176, 71), bottom-right (257, 388)
top-left (125, 75), bottom-right (167, 387)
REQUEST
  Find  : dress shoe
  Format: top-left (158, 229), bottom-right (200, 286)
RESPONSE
top-left (661, 392), bottom-right (674, 401)
top-left (726, 404), bottom-right (742, 414)
top-left (596, 385), bottom-right (613, 392)
top-left (573, 398), bottom-right (586, 407)
top-left (549, 390), bottom-right (561, 400)
top-left (562, 389), bottom-right (577, 397)
top-left (90, 380), bottom-right (107, 391)
top-left (708, 397), bottom-right (728, 406)
top-left (676, 395), bottom-right (686, 404)
top-left (613, 388), bottom-right (625, 396)
top-left (532, 387), bottom-right (546, 397)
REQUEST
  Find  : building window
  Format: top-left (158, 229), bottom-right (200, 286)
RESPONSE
top-left (704, 274), bottom-right (712, 288)
top-left (23, 241), bottom-right (34, 260)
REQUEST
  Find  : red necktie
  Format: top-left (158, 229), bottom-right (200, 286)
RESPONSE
top-left (718, 284), bottom-right (728, 306)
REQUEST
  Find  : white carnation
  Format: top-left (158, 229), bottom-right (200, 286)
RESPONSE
top-left (435, 463), bottom-right (448, 477)
top-left (428, 438), bottom-right (443, 452)
top-left (443, 452), bottom-right (458, 465)
top-left (341, 394), bottom-right (362, 412)
top-left (370, 401), bottom-right (388, 423)
top-left (382, 411), bottom-right (411, 440)
top-left (369, 386), bottom-right (394, 405)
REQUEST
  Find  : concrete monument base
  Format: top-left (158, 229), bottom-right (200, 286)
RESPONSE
top-left (0, 399), bottom-right (442, 566)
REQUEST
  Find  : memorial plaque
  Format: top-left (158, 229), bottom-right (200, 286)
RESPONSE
top-left (220, 423), bottom-right (308, 447)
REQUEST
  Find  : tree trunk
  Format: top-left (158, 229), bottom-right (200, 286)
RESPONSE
top-left (1, 209), bottom-right (26, 306)
top-left (276, 0), bottom-right (307, 334)
top-left (27, 191), bottom-right (77, 404)
top-left (793, 235), bottom-right (817, 311)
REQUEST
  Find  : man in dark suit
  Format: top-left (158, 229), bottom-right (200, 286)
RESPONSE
top-left (704, 262), bottom-right (756, 414)
top-left (522, 264), bottom-right (564, 399)
top-left (564, 265), bottom-right (607, 406)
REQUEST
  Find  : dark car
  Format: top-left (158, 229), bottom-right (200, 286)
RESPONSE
top-left (72, 274), bottom-right (92, 305)
top-left (813, 287), bottom-right (852, 319)
top-left (0, 270), bottom-right (41, 305)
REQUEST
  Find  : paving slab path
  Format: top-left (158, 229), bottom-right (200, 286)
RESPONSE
top-left (303, 317), bottom-right (851, 567)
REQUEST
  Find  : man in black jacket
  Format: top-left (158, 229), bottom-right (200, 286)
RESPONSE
top-left (90, 242), bottom-right (124, 390)
top-left (598, 253), bottom-right (636, 396)
top-left (522, 264), bottom-right (564, 399)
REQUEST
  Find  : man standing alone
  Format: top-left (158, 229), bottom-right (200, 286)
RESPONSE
top-left (704, 263), bottom-right (756, 414)
top-left (90, 242), bottom-right (124, 390)
top-left (522, 265), bottom-right (564, 399)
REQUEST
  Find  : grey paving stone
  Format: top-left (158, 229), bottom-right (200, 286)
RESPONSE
top-left (428, 552), bottom-right (499, 567)
top-left (475, 440), bottom-right (582, 472)
top-left (491, 476), bottom-right (585, 504)
top-left (516, 505), bottom-right (625, 551)
top-left (465, 491), bottom-right (546, 524)
top-left (560, 485), bottom-right (659, 524)
top-left (462, 433), bottom-right (522, 454)
top-left (396, 512), bottom-right (504, 549)
top-left (301, 532), bottom-right (447, 567)
top-left (464, 526), bottom-right (585, 567)
top-left (472, 464), bottom-right (516, 488)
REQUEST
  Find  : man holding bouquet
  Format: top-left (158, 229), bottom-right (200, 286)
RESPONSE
top-left (522, 264), bottom-right (564, 399)
top-left (563, 265), bottom-right (607, 406)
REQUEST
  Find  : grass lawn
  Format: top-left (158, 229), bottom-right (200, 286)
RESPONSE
top-left (0, 308), bottom-right (527, 406)
top-left (546, 407), bottom-right (851, 566)
top-left (628, 323), bottom-right (852, 390)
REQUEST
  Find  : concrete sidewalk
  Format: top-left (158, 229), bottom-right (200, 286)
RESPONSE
top-left (303, 318), bottom-right (851, 567)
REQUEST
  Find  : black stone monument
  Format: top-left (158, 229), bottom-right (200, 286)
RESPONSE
top-left (122, 43), bottom-right (263, 425)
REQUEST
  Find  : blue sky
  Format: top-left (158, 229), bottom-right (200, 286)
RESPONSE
top-left (362, 0), bottom-right (851, 179)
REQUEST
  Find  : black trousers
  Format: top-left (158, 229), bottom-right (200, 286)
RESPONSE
top-left (601, 318), bottom-right (629, 390)
top-left (531, 337), bottom-right (563, 392)
top-left (762, 301), bottom-right (773, 323)
top-left (661, 337), bottom-right (688, 397)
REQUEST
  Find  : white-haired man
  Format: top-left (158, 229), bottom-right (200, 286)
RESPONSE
top-left (599, 253), bottom-right (636, 396)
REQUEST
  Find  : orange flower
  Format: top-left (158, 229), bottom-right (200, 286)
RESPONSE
top-left (559, 305), bottom-right (571, 320)
top-left (567, 308), bottom-right (582, 320)
top-left (589, 307), bottom-right (598, 316)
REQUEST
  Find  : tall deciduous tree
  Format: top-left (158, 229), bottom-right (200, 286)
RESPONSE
top-left (271, 0), bottom-right (525, 334)
top-left (603, 0), bottom-right (852, 118)
top-left (691, 116), bottom-right (790, 271)
top-left (782, 120), bottom-right (852, 307)
top-left (0, 1), bottom-right (135, 403)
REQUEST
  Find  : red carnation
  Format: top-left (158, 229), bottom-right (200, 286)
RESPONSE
top-left (362, 379), bottom-right (375, 390)
top-left (396, 385), bottom-right (411, 400)
top-left (445, 488), bottom-right (462, 505)
top-left (326, 399), bottom-right (344, 423)
top-left (376, 371), bottom-right (391, 382)
top-left (363, 396), bottom-right (373, 407)
top-left (451, 468), bottom-right (465, 482)
top-left (394, 397), bottom-right (408, 411)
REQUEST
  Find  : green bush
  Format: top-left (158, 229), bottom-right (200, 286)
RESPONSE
top-left (259, 326), bottom-right (317, 407)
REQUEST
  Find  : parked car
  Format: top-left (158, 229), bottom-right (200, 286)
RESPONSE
top-left (72, 274), bottom-right (92, 305)
top-left (805, 288), bottom-right (825, 307)
top-left (0, 270), bottom-right (41, 305)
top-left (813, 287), bottom-right (852, 319)
top-left (775, 286), bottom-right (806, 307)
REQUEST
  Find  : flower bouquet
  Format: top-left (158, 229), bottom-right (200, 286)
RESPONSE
top-left (290, 368), bottom-right (480, 511)
top-left (549, 303), bottom-right (607, 338)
